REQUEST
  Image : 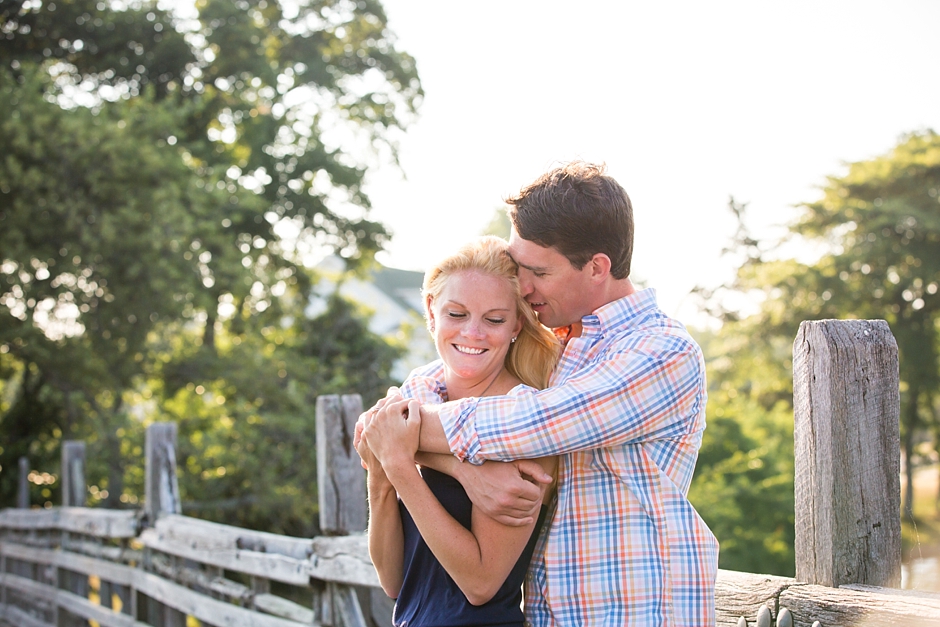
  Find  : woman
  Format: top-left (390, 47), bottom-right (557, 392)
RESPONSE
top-left (356, 236), bottom-right (559, 626)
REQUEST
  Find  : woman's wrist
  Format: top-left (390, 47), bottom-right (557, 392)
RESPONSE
top-left (382, 455), bottom-right (420, 487)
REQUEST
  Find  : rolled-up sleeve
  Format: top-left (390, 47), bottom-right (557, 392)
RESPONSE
top-left (441, 338), bottom-right (705, 464)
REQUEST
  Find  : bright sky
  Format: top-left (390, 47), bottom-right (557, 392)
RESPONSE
top-left (363, 0), bottom-right (940, 324)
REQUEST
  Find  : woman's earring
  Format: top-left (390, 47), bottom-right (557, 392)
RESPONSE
top-left (430, 321), bottom-right (435, 333)
top-left (511, 336), bottom-right (516, 343)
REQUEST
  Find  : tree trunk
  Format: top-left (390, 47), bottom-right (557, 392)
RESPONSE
top-left (902, 388), bottom-right (918, 519)
top-left (104, 398), bottom-right (126, 509)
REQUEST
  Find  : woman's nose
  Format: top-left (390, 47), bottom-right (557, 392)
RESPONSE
top-left (462, 319), bottom-right (486, 339)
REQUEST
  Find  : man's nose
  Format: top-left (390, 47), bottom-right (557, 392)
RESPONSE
top-left (517, 270), bottom-right (534, 296)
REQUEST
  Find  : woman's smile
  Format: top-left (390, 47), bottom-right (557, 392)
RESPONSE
top-left (453, 344), bottom-right (486, 355)
top-left (429, 270), bottom-right (523, 393)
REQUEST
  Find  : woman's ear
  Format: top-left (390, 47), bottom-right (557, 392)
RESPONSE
top-left (426, 295), bottom-right (436, 332)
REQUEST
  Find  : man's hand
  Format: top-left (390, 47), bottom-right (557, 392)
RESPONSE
top-left (455, 459), bottom-right (553, 526)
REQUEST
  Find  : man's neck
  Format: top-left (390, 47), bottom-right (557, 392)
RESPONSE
top-left (555, 278), bottom-right (638, 344)
top-left (606, 277), bottom-right (636, 304)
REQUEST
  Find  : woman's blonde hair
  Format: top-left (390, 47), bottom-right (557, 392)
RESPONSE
top-left (423, 236), bottom-right (559, 390)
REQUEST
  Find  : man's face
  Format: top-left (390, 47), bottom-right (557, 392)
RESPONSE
top-left (508, 229), bottom-right (595, 329)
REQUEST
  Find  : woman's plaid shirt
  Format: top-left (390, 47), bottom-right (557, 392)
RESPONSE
top-left (409, 288), bottom-right (718, 626)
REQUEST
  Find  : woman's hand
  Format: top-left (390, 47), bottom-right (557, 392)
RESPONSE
top-left (354, 420), bottom-right (383, 475)
top-left (361, 398), bottom-right (422, 480)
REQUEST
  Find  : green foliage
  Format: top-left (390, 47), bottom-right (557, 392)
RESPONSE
top-left (157, 290), bottom-right (402, 536)
top-left (692, 129), bottom-right (940, 574)
top-left (482, 206), bottom-right (512, 239)
top-left (0, 0), bottom-right (418, 527)
top-left (690, 326), bottom-right (795, 575)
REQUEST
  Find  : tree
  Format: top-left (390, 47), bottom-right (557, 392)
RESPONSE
top-left (689, 323), bottom-right (796, 575)
top-left (0, 0), bottom-right (421, 513)
top-left (0, 63), bottom-right (218, 504)
top-left (694, 130), bottom-right (940, 570)
top-left (792, 131), bottom-right (940, 517)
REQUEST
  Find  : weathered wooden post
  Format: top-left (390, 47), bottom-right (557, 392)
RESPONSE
top-left (316, 394), bottom-right (373, 627)
top-left (316, 394), bottom-right (368, 535)
top-left (145, 422), bottom-right (182, 523)
top-left (17, 456), bottom-right (29, 508)
top-left (143, 423), bottom-right (185, 625)
top-left (793, 319), bottom-right (901, 588)
top-left (61, 441), bottom-right (86, 507)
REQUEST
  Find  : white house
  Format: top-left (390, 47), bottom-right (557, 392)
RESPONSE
top-left (308, 256), bottom-right (437, 381)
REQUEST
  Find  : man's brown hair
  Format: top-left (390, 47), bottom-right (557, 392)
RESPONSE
top-left (506, 162), bottom-right (634, 279)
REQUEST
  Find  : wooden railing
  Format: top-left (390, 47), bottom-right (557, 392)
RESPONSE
top-left (1, 395), bottom-right (388, 627)
top-left (3, 320), bottom-right (940, 626)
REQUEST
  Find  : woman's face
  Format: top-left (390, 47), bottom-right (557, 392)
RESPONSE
top-left (428, 269), bottom-right (524, 384)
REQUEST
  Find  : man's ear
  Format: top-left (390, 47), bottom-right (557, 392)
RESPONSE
top-left (589, 253), bottom-right (612, 282)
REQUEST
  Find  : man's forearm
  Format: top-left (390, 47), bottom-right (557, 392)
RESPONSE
top-left (414, 452), bottom-right (464, 480)
top-left (416, 404), bottom-right (454, 454)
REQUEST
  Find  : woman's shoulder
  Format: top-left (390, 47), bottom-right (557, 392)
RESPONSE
top-left (400, 360), bottom-right (447, 402)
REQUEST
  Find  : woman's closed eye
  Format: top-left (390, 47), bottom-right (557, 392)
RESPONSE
top-left (486, 317), bottom-right (506, 325)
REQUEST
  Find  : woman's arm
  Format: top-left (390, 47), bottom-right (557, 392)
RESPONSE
top-left (356, 433), bottom-right (404, 598)
top-left (414, 452), bottom-right (550, 527)
top-left (364, 400), bottom-right (556, 605)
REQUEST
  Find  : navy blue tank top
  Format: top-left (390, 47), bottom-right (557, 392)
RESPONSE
top-left (393, 467), bottom-right (546, 627)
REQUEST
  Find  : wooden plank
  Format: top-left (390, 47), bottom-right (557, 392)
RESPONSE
top-left (56, 549), bottom-right (137, 587)
top-left (713, 569), bottom-right (940, 627)
top-left (316, 395), bottom-right (367, 535)
top-left (0, 543), bottom-right (138, 615)
top-left (1, 541), bottom-right (56, 566)
top-left (17, 457), bottom-right (29, 509)
top-left (53, 589), bottom-right (145, 627)
top-left (148, 514), bottom-right (314, 560)
top-left (793, 319), bottom-right (901, 587)
top-left (61, 442), bottom-right (86, 508)
top-left (309, 536), bottom-right (380, 588)
top-left (714, 569), bottom-right (794, 626)
top-left (137, 516), bottom-right (379, 587)
top-left (780, 581), bottom-right (940, 626)
top-left (147, 549), bottom-right (253, 603)
top-left (132, 570), bottom-right (314, 627)
top-left (0, 603), bottom-right (54, 627)
top-left (254, 593), bottom-right (315, 624)
top-left (328, 582), bottom-right (367, 627)
top-left (59, 538), bottom-right (141, 564)
top-left (145, 423), bottom-right (182, 522)
top-left (60, 507), bottom-right (139, 538)
top-left (0, 507), bottom-right (59, 530)
top-left (0, 572), bottom-right (56, 605)
top-left (139, 515), bottom-right (312, 586)
top-left (0, 507), bottom-right (139, 538)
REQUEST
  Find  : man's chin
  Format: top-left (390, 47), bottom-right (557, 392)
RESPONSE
top-left (533, 311), bottom-right (555, 327)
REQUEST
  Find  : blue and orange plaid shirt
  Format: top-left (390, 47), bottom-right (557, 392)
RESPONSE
top-left (403, 289), bottom-right (718, 626)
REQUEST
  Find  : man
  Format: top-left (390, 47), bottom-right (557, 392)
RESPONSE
top-left (368, 162), bottom-right (718, 626)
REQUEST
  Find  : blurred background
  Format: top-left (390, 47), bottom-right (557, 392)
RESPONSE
top-left (1, 0), bottom-right (939, 587)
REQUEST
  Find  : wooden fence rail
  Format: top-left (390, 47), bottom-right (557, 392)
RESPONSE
top-left (3, 321), bottom-right (940, 626)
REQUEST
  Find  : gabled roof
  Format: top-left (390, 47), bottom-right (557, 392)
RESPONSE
top-left (370, 265), bottom-right (425, 315)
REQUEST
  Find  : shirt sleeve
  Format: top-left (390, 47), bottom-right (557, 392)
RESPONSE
top-left (398, 360), bottom-right (447, 404)
top-left (441, 334), bottom-right (707, 463)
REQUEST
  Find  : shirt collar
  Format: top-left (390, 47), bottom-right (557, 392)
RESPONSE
top-left (578, 288), bottom-right (659, 338)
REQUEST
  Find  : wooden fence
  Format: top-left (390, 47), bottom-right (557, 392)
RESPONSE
top-left (2, 320), bottom-right (940, 626)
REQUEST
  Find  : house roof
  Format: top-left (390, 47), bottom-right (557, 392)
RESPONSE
top-left (370, 265), bottom-right (425, 315)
